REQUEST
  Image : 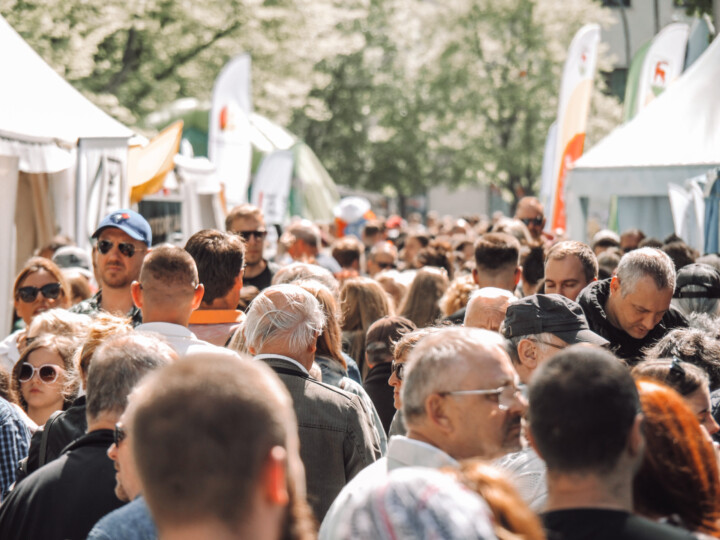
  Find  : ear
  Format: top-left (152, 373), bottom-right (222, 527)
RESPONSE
top-left (191, 284), bottom-right (205, 311)
top-left (514, 266), bottom-right (522, 286)
top-left (472, 267), bottom-right (479, 285)
top-left (130, 281), bottom-right (143, 309)
top-left (517, 338), bottom-right (538, 370)
top-left (307, 333), bottom-right (318, 356)
top-left (425, 394), bottom-right (453, 435)
top-left (262, 446), bottom-right (290, 506)
top-left (627, 413), bottom-right (645, 459)
top-left (526, 427), bottom-right (543, 460)
top-left (610, 275), bottom-right (620, 294)
top-left (237, 269), bottom-right (244, 291)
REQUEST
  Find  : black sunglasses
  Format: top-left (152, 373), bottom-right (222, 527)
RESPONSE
top-left (236, 230), bottom-right (267, 241)
top-left (17, 282), bottom-right (62, 303)
top-left (114, 423), bottom-right (127, 446)
top-left (18, 363), bottom-right (62, 384)
top-left (377, 262), bottom-right (396, 270)
top-left (520, 216), bottom-right (544, 227)
top-left (97, 239), bottom-right (139, 258)
top-left (391, 361), bottom-right (405, 381)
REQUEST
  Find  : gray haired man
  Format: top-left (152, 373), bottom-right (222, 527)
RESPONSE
top-left (0, 333), bottom-right (175, 540)
top-left (320, 326), bottom-right (526, 538)
top-left (577, 247), bottom-right (687, 361)
top-left (245, 284), bottom-right (380, 521)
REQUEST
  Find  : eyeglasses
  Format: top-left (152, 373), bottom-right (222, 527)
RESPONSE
top-left (16, 282), bottom-right (62, 303)
top-left (18, 363), bottom-right (63, 384)
top-left (97, 239), bottom-right (141, 258)
top-left (531, 338), bottom-right (567, 351)
top-left (439, 383), bottom-right (523, 411)
top-left (391, 361), bottom-right (405, 381)
top-left (376, 262), bottom-right (396, 270)
top-left (520, 216), bottom-right (544, 227)
top-left (236, 230), bottom-right (267, 241)
top-left (114, 423), bottom-right (127, 446)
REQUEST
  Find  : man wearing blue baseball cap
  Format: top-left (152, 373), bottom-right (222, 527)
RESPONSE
top-left (71, 210), bottom-right (152, 325)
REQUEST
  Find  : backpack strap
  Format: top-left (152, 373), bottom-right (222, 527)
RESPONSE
top-left (38, 410), bottom-right (63, 466)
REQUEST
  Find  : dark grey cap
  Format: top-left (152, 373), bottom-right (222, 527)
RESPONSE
top-left (674, 263), bottom-right (720, 299)
top-left (501, 294), bottom-right (608, 346)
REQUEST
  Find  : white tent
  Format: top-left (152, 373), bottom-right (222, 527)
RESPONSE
top-left (0, 15), bottom-right (133, 333)
top-left (565, 34), bottom-right (720, 241)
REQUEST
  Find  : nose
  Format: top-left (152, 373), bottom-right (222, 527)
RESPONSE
top-left (707, 415), bottom-right (720, 436)
top-left (388, 372), bottom-right (400, 388)
top-left (107, 443), bottom-right (118, 461)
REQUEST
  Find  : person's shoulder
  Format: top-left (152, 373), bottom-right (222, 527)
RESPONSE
top-left (88, 497), bottom-right (156, 540)
top-left (623, 513), bottom-right (698, 539)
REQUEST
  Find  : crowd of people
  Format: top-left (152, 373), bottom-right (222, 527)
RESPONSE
top-left (0, 196), bottom-right (719, 539)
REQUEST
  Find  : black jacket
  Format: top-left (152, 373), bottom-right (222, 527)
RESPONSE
top-left (16, 395), bottom-right (88, 483)
top-left (577, 279), bottom-right (687, 362)
top-left (362, 362), bottom-right (395, 435)
top-left (0, 429), bottom-right (124, 540)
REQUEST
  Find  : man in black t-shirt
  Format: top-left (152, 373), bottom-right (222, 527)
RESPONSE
top-left (225, 204), bottom-right (278, 292)
top-left (528, 347), bottom-right (695, 540)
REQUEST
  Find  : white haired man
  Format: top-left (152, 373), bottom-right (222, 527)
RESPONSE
top-left (577, 248), bottom-right (687, 361)
top-left (320, 326), bottom-right (526, 538)
top-left (244, 284), bottom-right (381, 520)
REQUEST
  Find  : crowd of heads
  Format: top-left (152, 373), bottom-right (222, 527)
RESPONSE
top-left (1, 197), bottom-right (720, 540)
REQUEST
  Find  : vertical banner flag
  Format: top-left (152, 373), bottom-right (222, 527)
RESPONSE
top-left (250, 149), bottom-right (294, 225)
top-left (208, 53), bottom-right (253, 209)
top-left (539, 121), bottom-right (558, 225)
top-left (622, 40), bottom-right (651, 122)
top-left (0, 156), bottom-right (19, 335)
top-left (550, 24), bottom-right (600, 233)
top-left (635, 23), bottom-right (689, 115)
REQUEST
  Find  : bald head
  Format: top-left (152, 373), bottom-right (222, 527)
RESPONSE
top-left (464, 287), bottom-right (517, 331)
top-left (514, 197), bottom-right (546, 240)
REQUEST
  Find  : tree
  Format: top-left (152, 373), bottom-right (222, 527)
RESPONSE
top-left (0, 0), bottom-right (364, 126)
top-left (290, 0), bottom-right (621, 208)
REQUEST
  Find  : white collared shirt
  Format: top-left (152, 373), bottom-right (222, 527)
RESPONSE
top-left (254, 353), bottom-right (309, 375)
top-left (135, 322), bottom-right (222, 358)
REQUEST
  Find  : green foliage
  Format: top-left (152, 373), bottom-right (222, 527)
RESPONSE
top-left (290, 0), bottom-right (619, 205)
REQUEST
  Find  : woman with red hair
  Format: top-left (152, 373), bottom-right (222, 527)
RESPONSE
top-left (634, 379), bottom-right (720, 537)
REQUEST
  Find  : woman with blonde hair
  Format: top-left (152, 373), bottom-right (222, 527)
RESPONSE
top-left (440, 273), bottom-right (476, 318)
top-left (399, 267), bottom-right (449, 328)
top-left (340, 277), bottom-right (391, 378)
top-left (0, 258), bottom-right (71, 373)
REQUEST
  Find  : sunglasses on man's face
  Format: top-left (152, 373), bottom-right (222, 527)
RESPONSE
top-left (16, 282), bottom-right (62, 303)
top-left (520, 216), bottom-right (544, 227)
top-left (18, 363), bottom-right (63, 384)
top-left (97, 239), bottom-right (139, 258)
top-left (236, 230), bottom-right (267, 241)
top-left (376, 261), bottom-right (396, 270)
top-left (114, 423), bottom-right (127, 446)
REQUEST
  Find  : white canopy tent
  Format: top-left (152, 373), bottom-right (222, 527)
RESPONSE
top-left (0, 15), bottom-right (133, 333)
top-left (565, 34), bottom-right (720, 242)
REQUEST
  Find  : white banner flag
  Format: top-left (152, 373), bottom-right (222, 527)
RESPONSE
top-left (251, 149), bottom-right (294, 225)
top-left (636, 23), bottom-right (689, 113)
top-left (208, 53), bottom-right (253, 208)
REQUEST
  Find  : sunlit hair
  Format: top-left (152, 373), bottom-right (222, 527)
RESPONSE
top-left (297, 280), bottom-right (346, 370)
top-left (546, 241), bottom-right (598, 282)
top-left (374, 270), bottom-right (408, 312)
top-left (616, 247), bottom-right (675, 296)
top-left (13, 256), bottom-right (71, 307)
top-left (393, 327), bottom-right (438, 363)
top-left (26, 309), bottom-right (91, 344)
top-left (74, 313), bottom-right (133, 385)
top-left (245, 284), bottom-right (326, 352)
top-left (445, 460), bottom-right (545, 540)
top-left (272, 262), bottom-right (339, 298)
top-left (634, 379), bottom-right (720, 536)
top-left (631, 358), bottom-right (708, 397)
top-left (340, 277), bottom-right (391, 372)
top-left (439, 274), bottom-right (476, 317)
top-left (399, 267), bottom-right (449, 328)
top-left (12, 335), bottom-right (80, 412)
top-left (644, 327), bottom-right (720, 390)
